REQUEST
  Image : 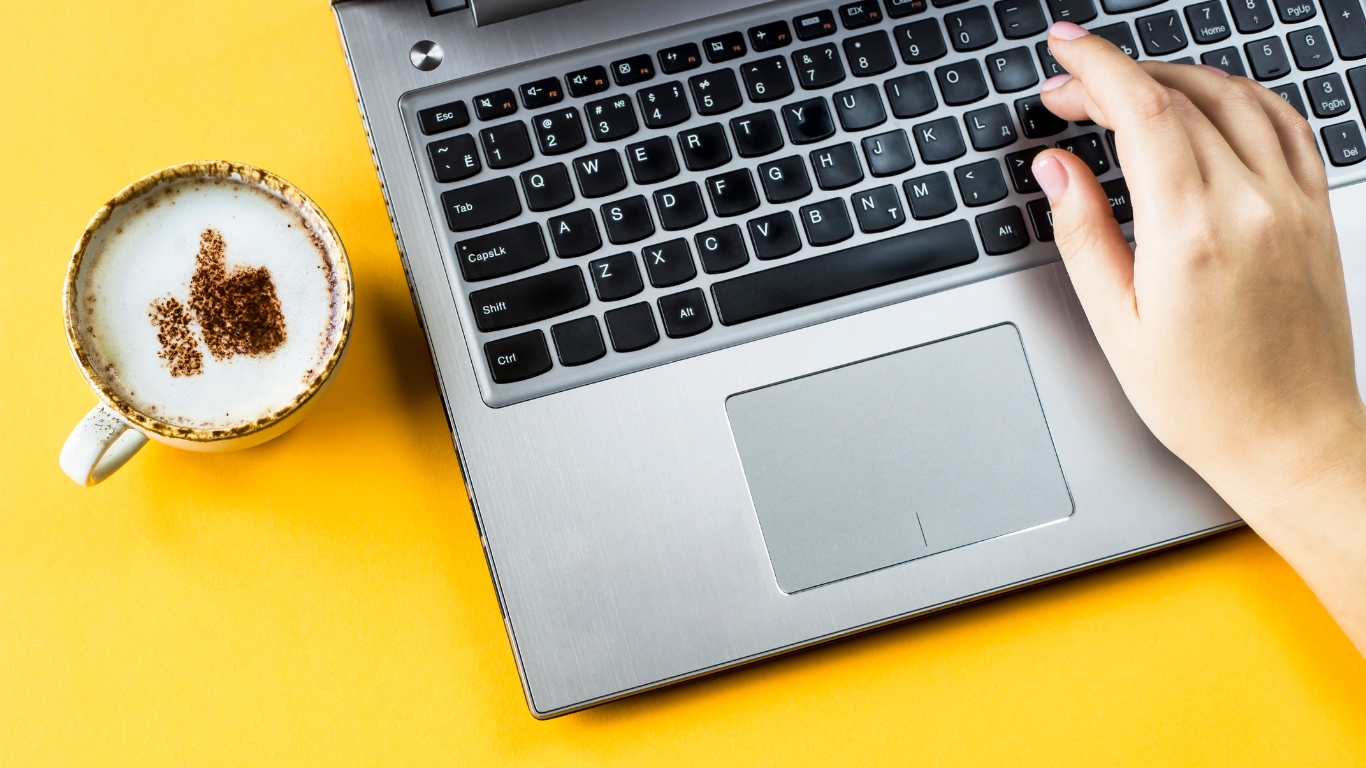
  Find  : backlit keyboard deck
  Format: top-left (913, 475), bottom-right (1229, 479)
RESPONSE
top-left (400, 0), bottom-right (1366, 407)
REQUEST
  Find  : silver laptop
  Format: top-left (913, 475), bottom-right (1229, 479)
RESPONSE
top-left (331, 0), bottom-right (1366, 717)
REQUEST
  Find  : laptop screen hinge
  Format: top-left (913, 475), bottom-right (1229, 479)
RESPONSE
top-left (427, 0), bottom-right (587, 25)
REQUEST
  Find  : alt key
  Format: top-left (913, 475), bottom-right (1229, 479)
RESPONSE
top-left (485, 330), bottom-right (553, 383)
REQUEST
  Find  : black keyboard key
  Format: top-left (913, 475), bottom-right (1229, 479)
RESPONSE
top-left (1323, 0), bottom-right (1366, 59)
top-left (474, 89), bottom-right (518, 120)
top-left (1102, 177), bottom-right (1134, 223)
top-left (602, 196), bottom-right (656, 244)
top-left (1246, 36), bottom-right (1293, 79)
top-left (443, 177), bottom-right (521, 232)
top-left (794, 43), bottom-right (848, 89)
top-left (1230, 0), bottom-right (1276, 32)
top-left (996, 0), bottom-right (1049, 38)
top-left (845, 31), bottom-right (899, 75)
top-left (480, 121), bottom-right (534, 168)
top-left (965, 104), bottom-right (1019, 150)
top-left (1139, 11), bottom-right (1191, 55)
top-left (750, 20), bottom-right (795, 51)
top-left (1322, 120), bottom-right (1366, 163)
top-left (862, 129), bottom-right (917, 175)
top-left (795, 9), bottom-right (839, 40)
top-left (419, 101), bottom-right (470, 135)
top-left (612, 54), bottom-right (655, 86)
top-left (936, 59), bottom-right (989, 104)
top-left (690, 70), bottom-right (745, 114)
top-left (485, 330), bottom-right (553, 383)
top-left (547, 209), bottom-right (603, 257)
top-left (841, 0), bottom-right (887, 28)
top-left (812, 143), bottom-right (866, 189)
top-left (1307, 72), bottom-right (1352, 115)
top-left (905, 171), bottom-right (958, 219)
top-left (455, 223), bottom-right (549, 282)
top-left (886, 72), bottom-right (939, 117)
top-left (625, 136), bottom-right (679, 184)
top-left (987, 46), bottom-right (1040, 92)
top-left (520, 163), bottom-right (575, 211)
top-left (1057, 132), bottom-right (1112, 175)
top-left (731, 111), bottom-right (786, 156)
top-left (1186, 1), bottom-right (1233, 43)
top-left (799, 198), bottom-right (856, 245)
top-left (976, 206), bottom-right (1030, 254)
top-left (654, 182), bottom-right (709, 230)
top-left (573, 150), bottom-right (628, 198)
top-left (914, 115), bottom-right (968, 162)
top-left (834, 84), bottom-right (889, 130)
top-left (1094, 23), bottom-right (1140, 59)
top-left (551, 316), bottom-right (606, 366)
top-left (895, 19), bottom-right (949, 62)
top-left (1271, 81), bottom-right (1310, 117)
top-left (638, 81), bottom-right (692, 128)
top-left (533, 107), bottom-right (586, 155)
top-left (706, 169), bottom-right (761, 216)
top-left (705, 32), bottom-right (748, 63)
top-left (759, 155), bottom-right (814, 202)
top-left (695, 225), bottom-right (751, 273)
top-left (1005, 146), bottom-right (1047, 193)
top-left (469, 266), bottom-right (589, 332)
top-left (1102, 0), bottom-right (1164, 12)
top-left (587, 95), bottom-right (639, 141)
top-left (955, 158), bottom-right (1009, 206)
top-left (1275, 0), bottom-right (1317, 22)
top-left (1289, 25), bottom-right (1335, 68)
top-left (783, 97), bottom-right (838, 143)
top-left (1037, 40), bottom-right (1068, 77)
top-left (659, 43), bottom-right (703, 74)
top-left (428, 134), bottom-right (481, 183)
top-left (748, 211), bottom-right (804, 259)
top-left (1016, 94), bottom-right (1068, 138)
top-left (589, 252), bottom-right (644, 300)
top-left (1046, 0), bottom-right (1098, 22)
top-left (711, 220), bottom-right (977, 325)
top-left (642, 239), bottom-right (697, 287)
top-left (742, 56), bottom-right (796, 102)
top-left (852, 184), bottom-right (907, 232)
top-left (1026, 198), bottom-right (1055, 241)
top-left (945, 7), bottom-right (999, 51)
top-left (566, 65), bottom-right (610, 97)
top-left (678, 123), bottom-right (733, 170)
top-left (604, 302), bottom-right (660, 351)
top-left (520, 78), bottom-right (564, 109)
top-left (658, 288), bottom-right (714, 337)
top-left (888, 0), bottom-right (931, 16)
top-left (1201, 46), bottom-right (1249, 74)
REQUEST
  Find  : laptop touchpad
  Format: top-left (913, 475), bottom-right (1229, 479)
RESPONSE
top-left (726, 324), bottom-right (1073, 593)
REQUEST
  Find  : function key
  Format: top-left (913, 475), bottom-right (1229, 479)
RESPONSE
top-left (749, 21), bottom-right (794, 51)
top-left (473, 89), bottom-right (518, 120)
top-left (418, 101), bottom-right (469, 135)
top-left (612, 54), bottom-right (656, 86)
top-left (566, 65), bottom-right (610, 97)
top-left (794, 9), bottom-right (839, 39)
top-left (659, 42), bottom-right (702, 74)
top-left (840, 0), bottom-right (885, 28)
top-left (886, 0), bottom-right (929, 16)
top-left (704, 31), bottom-right (748, 62)
top-left (520, 77), bottom-right (564, 109)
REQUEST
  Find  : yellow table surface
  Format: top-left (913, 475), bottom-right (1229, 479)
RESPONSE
top-left (3, 1), bottom-right (1364, 764)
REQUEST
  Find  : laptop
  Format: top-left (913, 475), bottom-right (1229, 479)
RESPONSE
top-left (331, 0), bottom-right (1366, 717)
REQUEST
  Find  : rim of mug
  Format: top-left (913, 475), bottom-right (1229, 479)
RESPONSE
top-left (62, 160), bottom-right (355, 443)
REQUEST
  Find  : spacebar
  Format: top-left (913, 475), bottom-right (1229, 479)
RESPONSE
top-left (710, 220), bottom-right (979, 326)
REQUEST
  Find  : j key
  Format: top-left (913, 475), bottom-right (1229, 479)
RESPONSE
top-left (654, 182), bottom-right (709, 230)
top-left (689, 70), bottom-right (744, 115)
top-left (695, 225), bottom-right (750, 273)
top-left (474, 88), bottom-right (517, 120)
top-left (658, 43), bottom-right (702, 74)
top-left (887, 0), bottom-right (931, 16)
top-left (1102, 177), bottom-right (1133, 224)
top-left (705, 31), bottom-right (748, 63)
top-left (418, 101), bottom-right (469, 135)
top-left (1275, 0), bottom-right (1317, 22)
top-left (1201, 46), bottom-right (1249, 75)
top-left (1230, 0), bottom-right (1275, 32)
top-left (1004, 146), bottom-right (1046, 193)
top-left (573, 150), bottom-right (628, 198)
top-left (533, 108), bottom-right (586, 155)
top-left (428, 134), bottom-right (481, 183)
top-left (834, 84), bottom-right (888, 130)
top-left (659, 288), bottom-right (714, 337)
top-left (851, 185), bottom-right (906, 233)
top-left (551, 316), bottom-right (606, 366)
top-left (793, 43), bottom-right (847, 89)
top-left (1322, 0), bottom-right (1366, 60)
top-left (706, 169), bottom-right (761, 216)
top-left (546, 209), bottom-right (602, 257)
top-left (862, 129), bottom-right (917, 175)
top-left (1046, 0), bottom-right (1097, 23)
top-left (586, 95), bottom-right (639, 141)
top-left (1094, 23), bottom-right (1140, 59)
top-left (975, 206), bottom-right (1030, 254)
top-left (964, 104), bottom-right (1018, 150)
top-left (995, 0), bottom-right (1049, 39)
top-left (895, 19), bottom-right (949, 63)
top-left (520, 77), bottom-right (563, 109)
top-left (485, 330), bottom-right (553, 383)
top-left (455, 223), bottom-right (549, 282)
top-left (679, 123), bottom-right (732, 170)
top-left (750, 20), bottom-right (794, 51)
top-left (602, 196), bottom-right (656, 244)
top-left (1321, 120), bottom-right (1365, 164)
top-left (612, 54), bottom-right (655, 86)
top-left (936, 59), bottom-right (989, 105)
top-left (799, 198), bottom-right (855, 245)
top-left (844, 31), bottom-right (899, 76)
top-left (840, 0), bottom-right (886, 28)
top-left (748, 211), bottom-right (803, 259)
top-left (479, 122), bottom-right (533, 169)
top-left (637, 82), bottom-right (691, 128)
top-left (469, 266), bottom-right (589, 332)
top-left (1101, 0), bottom-right (1164, 12)
top-left (566, 65), bottom-right (610, 97)
top-left (1036, 40), bottom-right (1067, 77)
top-left (812, 143), bottom-right (865, 190)
top-left (443, 177), bottom-right (521, 232)
top-left (730, 111), bottom-right (786, 157)
top-left (794, 9), bottom-right (839, 40)
top-left (885, 72), bottom-right (939, 117)
top-left (783, 98), bottom-right (837, 143)
top-left (945, 7), bottom-right (998, 52)
top-left (986, 46), bottom-right (1040, 92)
top-left (759, 155), bottom-right (814, 202)
top-left (904, 171), bottom-right (958, 219)
top-left (1288, 25), bottom-right (1334, 69)
top-left (1016, 94), bottom-right (1067, 138)
top-left (1185, 1), bottom-right (1233, 43)
top-left (1246, 37), bottom-right (1292, 79)
top-left (711, 220), bottom-right (978, 325)
top-left (1270, 82), bottom-right (1310, 117)
top-left (589, 252), bottom-right (645, 301)
top-left (1138, 11), bottom-right (1190, 56)
top-left (1306, 73), bottom-right (1351, 116)
top-left (1057, 133), bottom-right (1111, 175)
top-left (955, 158), bottom-right (1008, 206)
top-left (604, 302), bottom-right (659, 352)
top-left (913, 115), bottom-right (968, 162)
top-left (627, 133), bottom-right (681, 184)
top-left (641, 239), bottom-right (697, 287)
top-left (741, 57), bottom-right (796, 102)
top-left (520, 163), bottom-right (575, 211)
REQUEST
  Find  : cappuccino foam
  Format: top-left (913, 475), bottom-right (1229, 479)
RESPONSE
top-left (75, 175), bottom-right (344, 430)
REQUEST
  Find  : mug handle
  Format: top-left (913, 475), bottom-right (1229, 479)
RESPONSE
top-left (59, 404), bottom-right (150, 487)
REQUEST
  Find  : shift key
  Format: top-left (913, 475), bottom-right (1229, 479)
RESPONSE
top-left (469, 266), bottom-right (590, 332)
top-left (442, 177), bottom-right (522, 232)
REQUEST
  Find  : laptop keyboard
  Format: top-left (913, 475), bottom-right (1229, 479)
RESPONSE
top-left (401, 0), bottom-right (1366, 406)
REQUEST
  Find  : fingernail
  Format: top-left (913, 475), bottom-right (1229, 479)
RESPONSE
top-left (1040, 73), bottom-right (1073, 92)
top-left (1197, 63), bottom-right (1231, 77)
top-left (1050, 21), bottom-right (1090, 40)
top-left (1033, 154), bottom-right (1069, 203)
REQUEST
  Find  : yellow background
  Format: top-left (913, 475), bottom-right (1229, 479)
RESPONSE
top-left (2, 1), bottom-right (1364, 764)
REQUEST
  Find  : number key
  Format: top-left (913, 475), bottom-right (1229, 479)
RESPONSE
top-left (586, 95), bottom-right (639, 141)
top-left (637, 81), bottom-right (692, 128)
top-left (689, 69), bottom-right (745, 115)
top-left (1229, 0), bottom-right (1275, 33)
top-left (843, 30), bottom-right (898, 75)
top-left (1269, 82), bottom-right (1309, 118)
top-left (479, 121), bottom-right (534, 168)
top-left (792, 43), bottom-right (847, 88)
top-left (1245, 36), bottom-right (1292, 79)
top-left (1183, 1), bottom-right (1232, 44)
top-left (533, 108), bottom-right (586, 155)
top-left (944, 7), bottom-right (999, 52)
top-left (741, 56), bottom-right (796, 102)
top-left (1288, 25), bottom-right (1335, 69)
top-left (895, 19), bottom-right (948, 63)
top-left (1306, 72), bottom-right (1351, 116)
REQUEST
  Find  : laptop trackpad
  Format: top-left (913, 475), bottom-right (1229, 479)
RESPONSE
top-left (726, 324), bottom-right (1073, 593)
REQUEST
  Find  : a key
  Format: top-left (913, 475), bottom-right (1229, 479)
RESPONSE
top-left (611, 54), bottom-right (655, 86)
top-left (1037, 40), bottom-right (1067, 77)
top-left (586, 95), bottom-right (639, 141)
top-left (479, 121), bottom-right (534, 168)
top-left (520, 77), bottom-right (564, 109)
top-left (588, 251), bottom-right (644, 301)
top-left (658, 288), bottom-right (714, 337)
top-left (418, 101), bottom-right (469, 135)
top-left (885, 72), bottom-right (939, 117)
top-left (811, 143), bottom-right (866, 190)
top-left (658, 43), bottom-right (703, 74)
top-left (904, 171), bottom-right (958, 219)
top-left (851, 185), bottom-right (906, 233)
top-left (641, 239), bottom-right (697, 287)
top-left (945, 7), bottom-right (999, 51)
top-left (1101, 0), bottom-right (1164, 12)
top-left (834, 84), bottom-right (889, 130)
top-left (428, 134), bottom-right (481, 183)
top-left (1306, 72), bottom-right (1351, 115)
top-left (1275, 0), bottom-right (1317, 23)
top-left (443, 177), bottom-right (521, 232)
top-left (1138, 11), bottom-right (1190, 56)
top-left (678, 123), bottom-right (732, 170)
top-left (1005, 146), bottom-right (1047, 193)
top-left (573, 150), bottom-right (628, 198)
top-left (955, 159), bottom-right (1009, 206)
top-left (695, 225), bottom-right (751, 273)
top-left (637, 82), bottom-right (692, 128)
top-left (468, 266), bottom-right (589, 332)
top-left (799, 198), bottom-right (856, 245)
top-left (841, 0), bottom-right (886, 28)
top-left (1270, 82), bottom-right (1310, 117)
top-left (565, 65), bottom-right (610, 97)
top-left (1230, 0), bottom-right (1275, 32)
top-left (1015, 94), bottom-right (1067, 138)
top-left (654, 182), bottom-right (709, 230)
top-left (793, 43), bottom-right (848, 89)
top-left (936, 59), bottom-right (989, 104)
top-left (1027, 198), bottom-right (1055, 241)
top-left (758, 155), bottom-right (814, 202)
top-left (546, 209), bottom-right (603, 258)
top-left (750, 21), bottom-right (794, 52)
top-left (748, 211), bottom-right (804, 259)
top-left (1057, 133), bottom-right (1111, 175)
top-left (604, 302), bottom-right (660, 351)
top-left (1102, 177), bottom-right (1134, 223)
top-left (888, 0), bottom-right (931, 16)
top-left (986, 46), bottom-right (1040, 92)
top-left (1289, 25), bottom-right (1335, 69)
top-left (484, 331), bottom-right (553, 383)
top-left (964, 104), bottom-right (1018, 150)
top-left (532, 108), bottom-right (586, 155)
top-left (844, 31), bottom-right (899, 75)
top-left (794, 9), bottom-right (839, 40)
top-left (474, 88), bottom-right (517, 120)
top-left (895, 19), bottom-right (949, 63)
top-left (782, 97), bottom-right (838, 143)
top-left (913, 116), bottom-right (968, 162)
top-left (1046, 0), bottom-right (1098, 23)
top-left (706, 169), bottom-right (761, 216)
top-left (551, 316), bottom-right (606, 366)
top-left (625, 136), bottom-right (679, 184)
top-left (1202, 46), bottom-right (1249, 75)
top-left (975, 206), bottom-right (1030, 254)
top-left (1185, 1), bottom-right (1233, 43)
top-left (862, 129), bottom-right (917, 176)
top-left (602, 196), bottom-right (656, 244)
top-left (455, 223), bottom-right (549, 282)
top-left (520, 163), bottom-right (575, 211)
top-left (1322, 120), bottom-right (1366, 163)
top-left (742, 57), bottom-right (796, 102)
top-left (995, 0), bottom-right (1049, 38)
top-left (1322, 0), bottom-right (1366, 59)
top-left (1246, 36), bottom-right (1293, 79)
top-left (689, 70), bottom-right (745, 115)
top-left (730, 111), bottom-right (786, 157)
top-left (704, 31), bottom-right (748, 63)
top-left (1094, 23), bottom-right (1140, 59)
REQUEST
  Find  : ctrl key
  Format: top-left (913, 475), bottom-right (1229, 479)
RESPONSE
top-left (1322, 121), bottom-right (1366, 167)
top-left (484, 330), bottom-right (553, 383)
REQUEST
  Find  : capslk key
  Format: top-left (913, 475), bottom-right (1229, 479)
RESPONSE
top-left (455, 223), bottom-right (550, 282)
top-left (468, 266), bottom-right (590, 332)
